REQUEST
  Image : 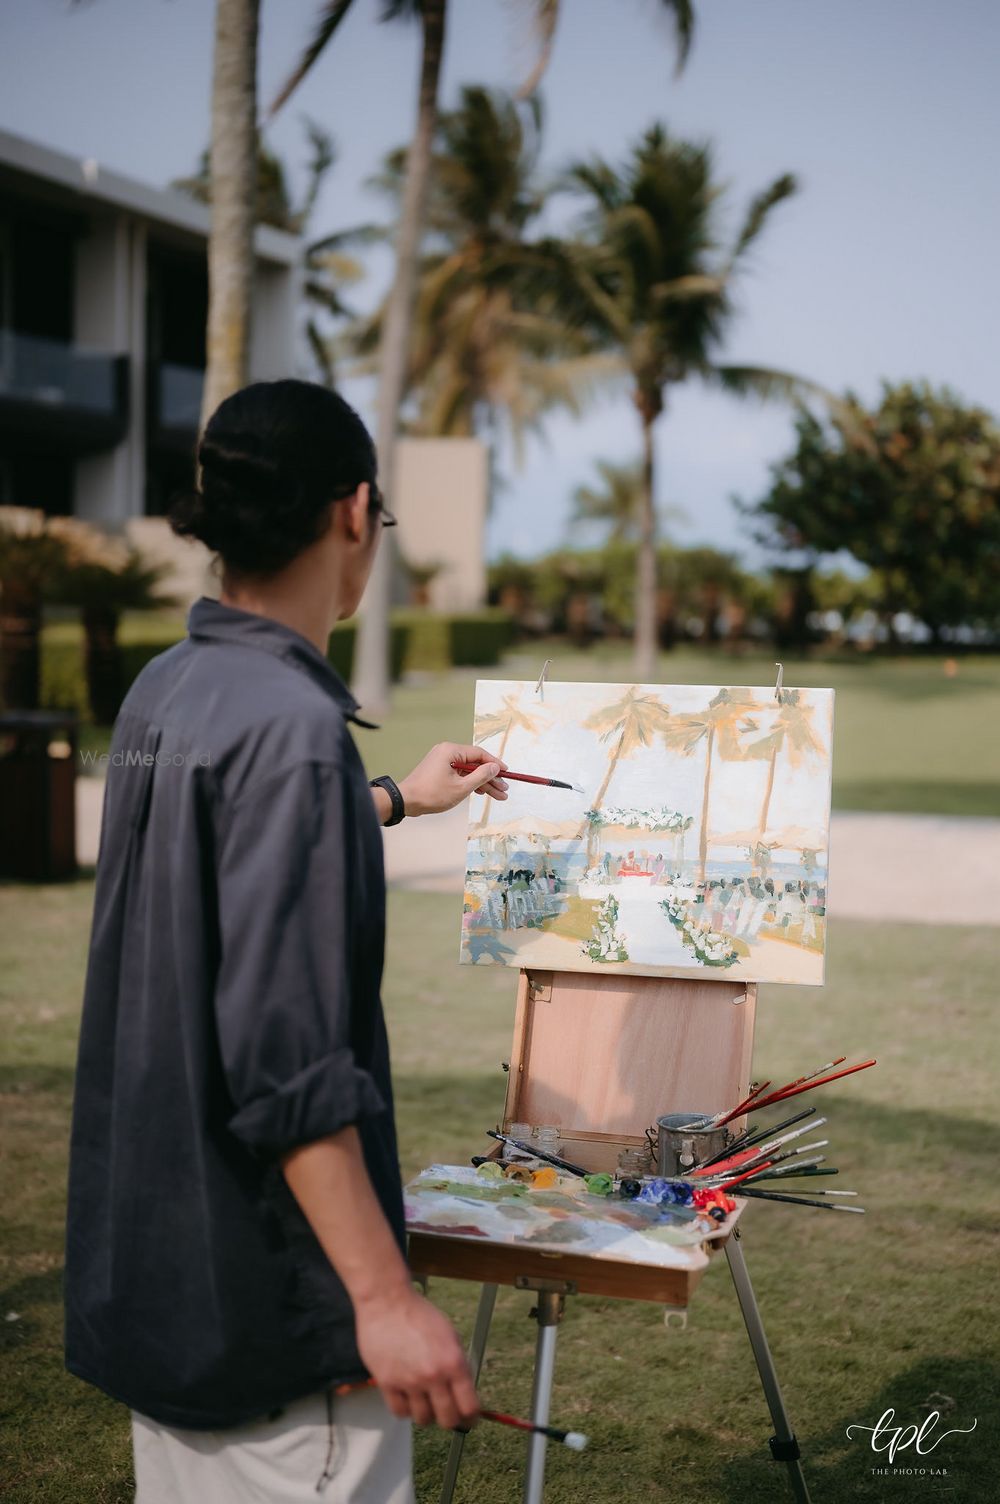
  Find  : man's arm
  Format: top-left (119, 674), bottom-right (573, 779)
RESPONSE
top-left (371, 742), bottom-right (508, 824)
top-left (280, 1127), bottom-right (479, 1430)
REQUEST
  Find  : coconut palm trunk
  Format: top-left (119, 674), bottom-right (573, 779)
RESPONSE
top-left (634, 392), bottom-right (661, 681)
top-left (200, 0), bottom-right (260, 431)
top-left (352, 0), bottom-right (448, 716)
top-left (753, 743), bottom-right (779, 875)
top-left (578, 726), bottom-right (627, 860)
top-left (697, 725), bottom-right (715, 885)
top-left (477, 721), bottom-right (513, 829)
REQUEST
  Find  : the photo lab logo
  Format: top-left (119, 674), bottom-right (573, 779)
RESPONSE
top-left (846, 1396), bottom-right (977, 1479)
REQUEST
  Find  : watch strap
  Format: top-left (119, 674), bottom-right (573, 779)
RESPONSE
top-left (369, 774), bottom-right (406, 826)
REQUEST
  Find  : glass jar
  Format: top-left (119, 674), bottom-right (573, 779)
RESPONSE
top-left (533, 1125), bottom-right (562, 1156)
top-left (617, 1147), bottom-right (652, 1177)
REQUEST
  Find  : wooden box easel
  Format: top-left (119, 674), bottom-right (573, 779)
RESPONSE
top-left (408, 969), bottom-right (813, 1503)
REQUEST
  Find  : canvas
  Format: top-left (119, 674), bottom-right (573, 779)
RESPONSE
top-left (460, 680), bottom-right (835, 985)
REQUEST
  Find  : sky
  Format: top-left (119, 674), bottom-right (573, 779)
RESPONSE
top-left (2, 0), bottom-right (999, 565)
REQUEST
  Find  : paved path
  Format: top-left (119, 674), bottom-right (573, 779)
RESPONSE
top-left (75, 779), bottom-right (1000, 926)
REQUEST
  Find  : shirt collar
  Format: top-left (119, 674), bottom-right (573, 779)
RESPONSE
top-left (186, 596), bottom-right (379, 729)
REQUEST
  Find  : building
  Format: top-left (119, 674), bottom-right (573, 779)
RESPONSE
top-left (0, 127), bottom-right (489, 612)
top-left (0, 127), bottom-right (301, 531)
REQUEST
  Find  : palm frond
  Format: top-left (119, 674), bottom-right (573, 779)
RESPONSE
top-left (266, 0), bottom-right (358, 119)
top-left (728, 173), bottom-right (798, 268)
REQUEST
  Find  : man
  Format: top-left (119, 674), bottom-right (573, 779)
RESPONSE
top-left (64, 380), bottom-right (508, 1501)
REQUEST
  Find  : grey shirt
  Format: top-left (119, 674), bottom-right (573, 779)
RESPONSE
top-left (64, 595), bottom-right (404, 1429)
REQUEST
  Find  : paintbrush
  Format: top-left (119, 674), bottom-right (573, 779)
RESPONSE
top-left (715, 1059), bottom-right (876, 1127)
top-left (708, 1055), bottom-right (848, 1130)
top-left (477, 1409), bottom-right (589, 1450)
top-left (749, 1166), bottom-right (839, 1181)
top-left (734, 1153), bottom-right (827, 1182)
top-left (692, 1118), bottom-right (828, 1178)
top-left (452, 761), bottom-right (583, 793)
top-left (694, 1107), bottom-right (817, 1170)
top-left (336, 1379), bottom-right (589, 1450)
top-left (486, 1129), bottom-right (589, 1178)
top-left (736, 1187), bottom-right (865, 1213)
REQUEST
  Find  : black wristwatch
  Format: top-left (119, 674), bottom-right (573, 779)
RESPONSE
top-left (369, 774), bottom-right (406, 826)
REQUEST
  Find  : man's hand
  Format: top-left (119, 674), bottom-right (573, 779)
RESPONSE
top-left (398, 743), bottom-right (508, 817)
top-left (355, 1285), bottom-right (480, 1430)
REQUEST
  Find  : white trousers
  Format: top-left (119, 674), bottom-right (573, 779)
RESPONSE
top-left (131, 1384), bottom-right (415, 1503)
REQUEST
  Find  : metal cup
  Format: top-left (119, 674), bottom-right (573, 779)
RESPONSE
top-left (656, 1112), bottom-right (731, 1176)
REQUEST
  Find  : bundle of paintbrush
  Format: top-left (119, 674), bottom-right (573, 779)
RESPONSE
top-left (684, 1053), bottom-right (878, 1132)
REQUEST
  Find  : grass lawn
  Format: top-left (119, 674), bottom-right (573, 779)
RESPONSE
top-left (1, 881), bottom-right (997, 1503)
top-left (65, 626), bottom-right (1000, 818)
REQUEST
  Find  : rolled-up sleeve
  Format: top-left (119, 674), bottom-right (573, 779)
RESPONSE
top-left (214, 758), bottom-right (386, 1158)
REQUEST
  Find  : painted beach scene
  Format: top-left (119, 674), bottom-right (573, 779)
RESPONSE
top-left (460, 680), bottom-right (835, 985)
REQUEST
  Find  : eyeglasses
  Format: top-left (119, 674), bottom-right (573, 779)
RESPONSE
top-left (329, 481), bottom-right (397, 527)
top-left (369, 481), bottom-right (398, 528)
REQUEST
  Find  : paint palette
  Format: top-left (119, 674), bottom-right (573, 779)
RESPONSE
top-left (461, 680), bottom-right (835, 985)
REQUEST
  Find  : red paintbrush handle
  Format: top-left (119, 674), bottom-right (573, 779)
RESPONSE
top-left (453, 763), bottom-right (550, 786)
top-left (725, 1059), bottom-right (877, 1120)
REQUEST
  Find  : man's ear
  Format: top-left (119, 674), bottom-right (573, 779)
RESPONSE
top-left (342, 482), bottom-right (370, 542)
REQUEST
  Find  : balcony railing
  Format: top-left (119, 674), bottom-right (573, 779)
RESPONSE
top-left (0, 328), bottom-right (128, 452)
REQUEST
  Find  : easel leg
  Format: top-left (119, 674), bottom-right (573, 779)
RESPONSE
top-left (523, 1290), bottom-right (563, 1504)
top-left (438, 1283), bottom-right (498, 1504)
top-left (725, 1230), bottom-right (812, 1504)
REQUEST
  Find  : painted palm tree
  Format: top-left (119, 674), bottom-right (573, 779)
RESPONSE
top-left (541, 124), bottom-right (841, 680)
top-left (577, 689), bottom-right (673, 864)
top-left (200, 0), bottom-right (260, 431)
top-left (473, 690), bottom-right (546, 829)
top-left (518, 0), bottom-right (695, 100)
top-left (350, 87), bottom-right (608, 458)
top-left (743, 689), bottom-right (823, 869)
top-left (661, 688), bottom-right (761, 885)
top-left (269, 0), bottom-right (448, 716)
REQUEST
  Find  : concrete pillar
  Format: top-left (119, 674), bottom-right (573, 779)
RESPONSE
top-left (74, 214), bottom-right (146, 528)
top-left (248, 258), bottom-right (300, 382)
top-left (395, 438), bottom-right (489, 611)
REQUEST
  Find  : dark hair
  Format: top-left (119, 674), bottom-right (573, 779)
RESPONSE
top-left (167, 379), bottom-right (378, 575)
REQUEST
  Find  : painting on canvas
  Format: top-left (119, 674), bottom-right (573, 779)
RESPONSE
top-left (460, 680), bottom-right (835, 985)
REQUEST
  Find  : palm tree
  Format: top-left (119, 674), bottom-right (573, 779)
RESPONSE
top-left (743, 689), bottom-right (823, 869)
top-left (473, 689), bottom-right (546, 828)
top-left (200, 0), bottom-right (261, 432)
top-left (547, 124), bottom-right (835, 679)
top-left (517, 0), bottom-right (695, 100)
top-left (351, 87), bottom-right (609, 459)
top-left (269, 0), bottom-right (448, 716)
top-left (569, 456), bottom-right (688, 546)
top-left (174, 122), bottom-right (369, 384)
top-left (661, 687), bottom-right (760, 885)
top-left (577, 688), bottom-right (673, 863)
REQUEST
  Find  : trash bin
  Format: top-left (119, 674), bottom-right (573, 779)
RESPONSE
top-left (0, 710), bottom-right (78, 881)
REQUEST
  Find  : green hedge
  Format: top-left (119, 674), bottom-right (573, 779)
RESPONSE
top-left (26, 608), bottom-right (512, 724)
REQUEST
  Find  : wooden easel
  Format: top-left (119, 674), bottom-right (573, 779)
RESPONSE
top-left (407, 968), bottom-right (813, 1504)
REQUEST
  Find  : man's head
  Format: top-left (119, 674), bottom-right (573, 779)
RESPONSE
top-left (168, 379), bottom-right (394, 621)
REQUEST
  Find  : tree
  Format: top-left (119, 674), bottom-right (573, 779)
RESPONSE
top-left (744, 381), bottom-right (1000, 641)
top-left (270, 0), bottom-right (448, 715)
top-left (0, 510), bottom-right (69, 711)
top-left (174, 123), bottom-right (369, 384)
top-left (577, 688), bottom-right (673, 863)
top-left (200, 0), bottom-right (261, 431)
top-left (352, 87), bottom-right (606, 455)
top-left (548, 123), bottom-right (825, 679)
top-left (740, 688), bottom-right (822, 874)
top-left (472, 687), bottom-right (547, 828)
top-left (571, 460), bottom-right (644, 543)
top-left (660, 687), bottom-right (760, 884)
top-left (518, 0), bottom-right (695, 100)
